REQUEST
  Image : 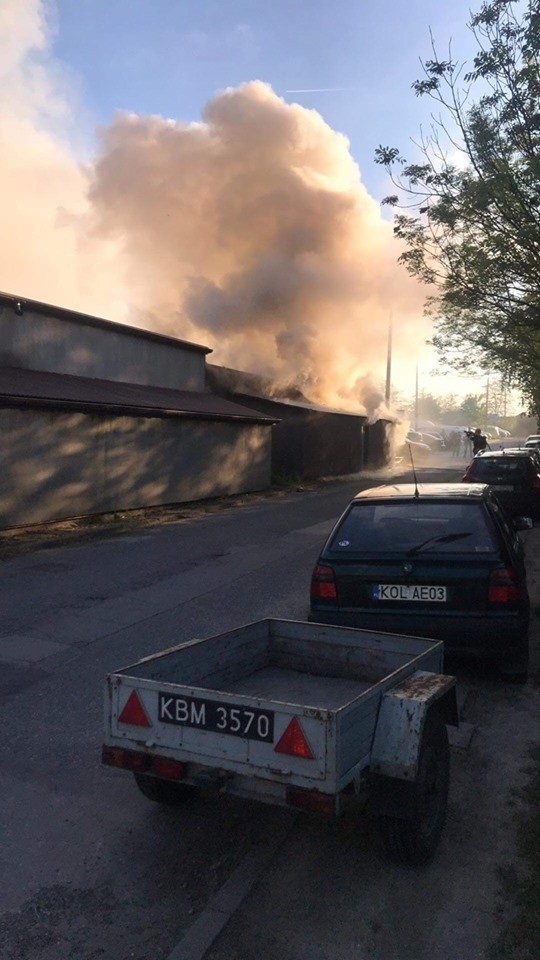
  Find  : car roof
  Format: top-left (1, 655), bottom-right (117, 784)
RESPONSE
top-left (352, 483), bottom-right (488, 502)
top-left (474, 449), bottom-right (531, 459)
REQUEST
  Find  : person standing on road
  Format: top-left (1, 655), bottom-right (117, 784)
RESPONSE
top-left (467, 428), bottom-right (488, 455)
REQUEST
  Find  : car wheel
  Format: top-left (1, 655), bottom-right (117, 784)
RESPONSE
top-left (375, 710), bottom-right (450, 865)
top-left (134, 773), bottom-right (197, 804)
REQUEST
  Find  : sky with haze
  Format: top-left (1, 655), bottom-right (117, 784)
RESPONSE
top-left (54, 0), bottom-right (478, 199)
top-left (0, 0), bottom-right (502, 411)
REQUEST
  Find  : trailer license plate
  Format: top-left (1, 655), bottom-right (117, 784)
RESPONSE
top-left (372, 584), bottom-right (447, 602)
top-left (158, 693), bottom-right (274, 743)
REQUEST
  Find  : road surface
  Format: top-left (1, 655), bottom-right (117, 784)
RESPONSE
top-left (0, 464), bottom-right (538, 960)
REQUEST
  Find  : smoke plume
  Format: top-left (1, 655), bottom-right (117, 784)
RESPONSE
top-left (0, 1), bottom-right (428, 419)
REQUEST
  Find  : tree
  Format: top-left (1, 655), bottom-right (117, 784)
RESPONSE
top-left (375, 0), bottom-right (540, 419)
top-left (458, 393), bottom-right (486, 425)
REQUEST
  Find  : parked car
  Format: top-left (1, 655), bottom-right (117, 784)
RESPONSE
top-left (401, 437), bottom-right (430, 460)
top-left (525, 435), bottom-right (540, 444)
top-left (310, 483), bottom-right (530, 677)
top-left (462, 450), bottom-right (540, 520)
top-left (420, 432), bottom-right (445, 451)
top-left (502, 447), bottom-right (540, 470)
top-left (524, 439), bottom-right (540, 450)
top-left (407, 429), bottom-right (445, 450)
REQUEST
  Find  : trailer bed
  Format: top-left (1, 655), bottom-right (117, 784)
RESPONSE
top-left (225, 666), bottom-right (371, 710)
top-left (103, 619), bottom-right (457, 863)
top-left (104, 619), bottom-right (446, 795)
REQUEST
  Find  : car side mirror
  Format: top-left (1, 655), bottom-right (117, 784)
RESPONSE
top-left (513, 516), bottom-right (533, 531)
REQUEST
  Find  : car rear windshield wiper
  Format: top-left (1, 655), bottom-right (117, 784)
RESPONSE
top-left (406, 532), bottom-right (473, 557)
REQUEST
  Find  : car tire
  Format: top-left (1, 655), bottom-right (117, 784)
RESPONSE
top-left (375, 710), bottom-right (450, 865)
top-left (134, 773), bottom-right (197, 804)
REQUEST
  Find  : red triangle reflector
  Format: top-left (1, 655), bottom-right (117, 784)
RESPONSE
top-left (118, 690), bottom-right (151, 727)
top-left (274, 717), bottom-right (313, 760)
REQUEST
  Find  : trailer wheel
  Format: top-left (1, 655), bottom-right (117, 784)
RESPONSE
top-left (376, 709), bottom-right (450, 865)
top-left (134, 773), bottom-right (197, 804)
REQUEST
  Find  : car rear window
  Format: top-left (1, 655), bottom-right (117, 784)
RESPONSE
top-left (327, 501), bottom-right (497, 555)
top-left (468, 457), bottom-right (529, 481)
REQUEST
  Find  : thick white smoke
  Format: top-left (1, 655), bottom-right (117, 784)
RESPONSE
top-left (0, 1), bottom-right (429, 418)
top-left (0, 0), bottom-right (128, 320)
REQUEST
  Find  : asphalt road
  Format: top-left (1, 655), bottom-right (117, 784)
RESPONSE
top-left (1, 462), bottom-right (538, 960)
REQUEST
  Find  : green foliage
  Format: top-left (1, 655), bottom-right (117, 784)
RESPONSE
top-left (407, 390), bottom-right (487, 424)
top-left (458, 393), bottom-right (486, 424)
top-left (375, 0), bottom-right (540, 417)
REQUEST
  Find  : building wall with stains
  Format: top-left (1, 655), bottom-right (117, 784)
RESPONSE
top-left (0, 301), bottom-right (208, 392)
top-left (0, 408), bottom-right (271, 528)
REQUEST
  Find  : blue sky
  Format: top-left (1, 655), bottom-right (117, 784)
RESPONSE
top-left (53, 0), bottom-right (479, 198)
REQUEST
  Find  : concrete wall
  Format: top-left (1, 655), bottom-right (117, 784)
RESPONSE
top-left (0, 408), bottom-right (271, 528)
top-left (0, 304), bottom-right (207, 391)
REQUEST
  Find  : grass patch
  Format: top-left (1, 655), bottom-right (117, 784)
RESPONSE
top-left (271, 469), bottom-right (305, 489)
top-left (489, 743), bottom-right (540, 960)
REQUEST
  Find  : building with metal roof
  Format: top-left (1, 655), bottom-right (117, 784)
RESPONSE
top-left (206, 364), bottom-right (394, 480)
top-left (0, 295), bottom-right (276, 528)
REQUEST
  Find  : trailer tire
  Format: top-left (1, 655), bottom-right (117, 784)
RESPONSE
top-left (134, 773), bottom-right (197, 804)
top-left (376, 709), bottom-right (449, 865)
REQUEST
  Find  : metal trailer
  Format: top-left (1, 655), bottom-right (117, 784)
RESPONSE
top-left (103, 619), bottom-right (458, 864)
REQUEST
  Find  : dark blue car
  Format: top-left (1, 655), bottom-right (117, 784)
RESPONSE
top-left (309, 483), bottom-right (530, 678)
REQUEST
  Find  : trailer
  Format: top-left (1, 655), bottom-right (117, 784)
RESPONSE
top-left (102, 619), bottom-right (458, 863)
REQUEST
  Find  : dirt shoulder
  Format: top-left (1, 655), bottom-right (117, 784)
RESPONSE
top-left (0, 479), bottom-right (337, 560)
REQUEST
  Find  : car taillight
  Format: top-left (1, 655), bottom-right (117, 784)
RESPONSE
top-left (286, 787), bottom-right (337, 815)
top-left (102, 746), bottom-right (186, 780)
top-left (150, 757), bottom-right (186, 781)
top-left (532, 472), bottom-right (540, 490)
top-left (310, 563), bottom-right (337, 600)
top-left (102, 746), bottom-right (151, 772)
top-left (488, 568), bottom-right (522, 603)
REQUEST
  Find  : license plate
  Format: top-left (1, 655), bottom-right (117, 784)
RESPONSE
top-left (158, 692), bottom-right (274, 742)
top-left (372, 584), bottom-right (447, 602)
top-left (492, 485), bottom-right (514, 491)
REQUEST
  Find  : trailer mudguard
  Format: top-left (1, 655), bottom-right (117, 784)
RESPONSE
top-left (370, 671), bottom-right (458, 781)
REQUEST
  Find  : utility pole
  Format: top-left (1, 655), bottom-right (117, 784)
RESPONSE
top-left (485, 372), bottom-right (490, 429)
top-left (385, 316), bottom-right (392, 405)
top-left (415, 362), bottom-right (419, 431)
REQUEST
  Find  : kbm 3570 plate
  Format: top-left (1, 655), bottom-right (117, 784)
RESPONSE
top-left (158, 692), bottom-right (274, 742)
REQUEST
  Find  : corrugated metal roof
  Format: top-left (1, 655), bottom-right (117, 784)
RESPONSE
top-left (0, 291), bottom-right (212, 355)
top-left (207, 364), bottom-right (368, 419)
top-left (0, 366), bottom-right (278, 425)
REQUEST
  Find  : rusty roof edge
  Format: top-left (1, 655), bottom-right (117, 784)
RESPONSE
top-left (0, 291), bottom-right (212, 355)
top-left (0, 392), bottom-right (279, 425)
